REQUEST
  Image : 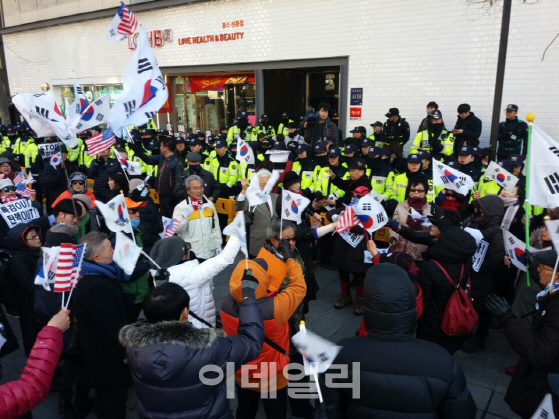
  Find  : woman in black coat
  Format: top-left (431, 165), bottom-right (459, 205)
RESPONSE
top-left (327, 186), bottom-right (371, 316)
top-left (8, 223), bottom-right (43, 356)
top-left (487, 249), bottom-right (559, 418)
top-left (416, 226), bottom-right (478, 354)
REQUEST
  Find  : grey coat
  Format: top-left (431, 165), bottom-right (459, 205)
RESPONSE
top-left (234, 193), bottom-right (278, 257)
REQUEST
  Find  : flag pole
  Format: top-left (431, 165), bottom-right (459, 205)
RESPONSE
top-left (61, 291), bottom-right (65, 310)
top-left (524, 113), bottom-right (535, 287)
top-left (64, 287), bottom-right (75, 309)
top-left (56, 138), bottom-right (80, 222)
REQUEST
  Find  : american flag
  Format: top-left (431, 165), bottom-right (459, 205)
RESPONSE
top-left (336, 206), bottom-right (360, 233)
top-left (13, 170), bottom-right (26, 185)
top-left (15, 183), bottom-right (35, 198)
top-left (54, 243), bottom-right (75, 292)
top-left (85, 127), bottom-right (116, 156)
top-left (69, 244), bottom-right (86, 288)
top-left (117, 2), bottom-right (138, 36)
top-left (164, 219), bottom-right (179, 238)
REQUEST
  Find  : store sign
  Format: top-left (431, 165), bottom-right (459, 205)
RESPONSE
top-left (188, 75), bottom-right (255, 93)
top-left (128, 29), bottom-right (173, 50)
top-left (178, 32), bottom-right (244, 45)
top-left (350, 88), bottom-right (363, 106)
top-left (350, 107), bottom-right (362, 119)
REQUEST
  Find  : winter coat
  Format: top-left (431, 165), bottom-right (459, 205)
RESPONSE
top-left (42, 158), bottom-right (78, 205)
top-left (88, 156), bottom-right (119, 202)
top-left (73, 260), bottom-right (131, 390)
top-left (51, 189), bottom-right (96, 209)
top-left (234, 193), bottom-right (278, 257)
top-left (453, 112), bottom-right (482, 149)
top-left (502, 289), bottom-right (559, 418)
top-left (119, 297), bottom-right (264, 419)
top-left (331, 173), bottom-right (372, 207)
top-left (327, 207), bottom-right (369, 273)
top-left (169, 236), bottom-right (241, 328)
top-left (305, 117), bottom-right (339, 147)
top-left (134, 150), bottom-right (183, 198)
top-left (137, 199), bottom-right (163, 255)
top-left (173, 196), bottom-right (222, 260)
top-left (462, 195), bottom-right (505, 302)
top-left (0, 326), bottom-right (63, 419)
top-left (319, 264), bottom-right (476, 419)
top-left (416, 227), bottom-right (478, 352)
top-left (390, 200), bottom-right (432, 261)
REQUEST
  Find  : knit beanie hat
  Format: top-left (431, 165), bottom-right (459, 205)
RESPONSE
top-left (149, 236), bottom-right (186, 269)
top-left (45, 224), bottom-right (78, 247)
top-left (229, 258), bottom-right (271, 303)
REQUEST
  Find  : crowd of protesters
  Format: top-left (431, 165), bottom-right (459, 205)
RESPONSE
top-left (0, 100), bottom-right (557, 419)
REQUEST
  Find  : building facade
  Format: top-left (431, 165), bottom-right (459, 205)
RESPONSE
top-left (1, 0), bottom-right (558, 143)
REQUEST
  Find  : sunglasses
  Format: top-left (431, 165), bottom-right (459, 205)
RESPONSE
top-left (127, 209), bottom-right (140, 214)
top-left (1, 186), bottom-right (16, 192)
top-left (409, 188), bottom-right (425, 193)
top-left (71, 181), bottom-right (85, 185)
top-left (446, 193), bottom-right (456, 198)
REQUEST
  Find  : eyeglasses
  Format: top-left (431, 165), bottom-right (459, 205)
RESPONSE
top-left (282, 237), bottom-right (297, 242)
top-left (71, 181), bottom-right (85, 186)
top-left (0, 164), bottom-right (11, 169)
top-left (446, 193), bottom-right (456, 198)
top-left (409, 189), bottom-right (425, 193)
top-left (1, 186), bottom-right (16, 192)
top-left (127, 209), bottom-right (139, 214)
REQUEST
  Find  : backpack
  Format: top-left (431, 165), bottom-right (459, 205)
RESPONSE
top-left (432, 260), bottom-right (478, 337)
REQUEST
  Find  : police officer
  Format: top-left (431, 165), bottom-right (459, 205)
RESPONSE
top-left (227, 110), bottom-right (254, 143)
top-left (312, 142), bottom-right (329, 169)
top-left (508, 154), bottom-right (525, 182)
top-left (498, 104), bottom-right (529, 160)
top-left (368, 121), bottom-right (386, 148)
top-left (383, 108), bottom-right (410, 150)
top-left (386, 153), bottom-right (425, 209)
top-left (342, 144), bottom-right (359, 166)
top-left (349, 126), bottom-right (367, 146)
top-left (410, 110), bottom-right (454, 161)
top-left (315, 147), bottom-right (349, 209)
top-left (277, 112), bottom-right (291, 136)
top-left (218, 125), bottom-right (229, 142)
top-left (365, 147), bottom-right (391, 197)
top-left (255, 114), bottom-right (275, 140)
top-left (292, 144), bottom-right (321, 194)
top-left (457, 146), bottom-right (482, 183)
top-left (285, 122), bottom-right (305, 149)
top-left (360, 138), bottom-right (374, 159)
top-left (209, 139), bottom-right (239, 197)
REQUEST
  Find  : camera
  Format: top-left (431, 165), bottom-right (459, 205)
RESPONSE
top-left (304, 106), bottom-right (320, 127)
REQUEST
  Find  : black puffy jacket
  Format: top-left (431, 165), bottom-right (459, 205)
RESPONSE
top-left (416, 227), bottom-right (478, 352)
top-left (319, 264), bottom-right (476, 418)
top-left (119, 297), bottom-right (264, 419)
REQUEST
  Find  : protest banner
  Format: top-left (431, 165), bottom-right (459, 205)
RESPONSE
top-left (0, 199), bottom-right (40, 228)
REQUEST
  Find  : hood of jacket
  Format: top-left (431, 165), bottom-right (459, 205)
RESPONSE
top-left (119, 321), bottom-right (226, 382)
top-left (6, 222), bottom-right (43, 253)
top-left (425, 226), bottom-right (478, 264)
top-left (477, 195), bottom-right (505, 228)
top-left (363, 264), bottom-right (416, 341)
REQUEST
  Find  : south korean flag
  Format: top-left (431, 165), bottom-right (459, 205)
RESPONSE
top-left (432, 158), bottom-right (475, 195)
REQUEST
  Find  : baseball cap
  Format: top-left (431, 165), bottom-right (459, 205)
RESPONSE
top-left (350, 126), bottom-right (366, 134)
top-left (296, 144), bottom-right (310, 154)
top-left (505, 104), bottom-right (518, 112)
top-left (281, 112), bottom-right (289, 119)
top-left (353, 186), bottom-right (370, 197)
top-left (220, 125), bottom-right (228, 131)
top-left (313, 142), bottom-right (327, 154)
top-left (508, 154), bottom-right (525, 165)
top-left (238, 110), bottom-right (248, 119)
top-left (378, 147), bottom-right (392, 157)
top-left (189, 138), bottom-right (203, 146)
top-left (417, 150), bottom-right (431, 161)
top-left (156, 129), bottom-right (169, 136)
top-left (348, 158), bottom-right (366, 170)
top-left (186, 152), bottom-right (202, 162)
top-left (458, 146), bottom-right (475, 156)
top-left (472, 147), bottom-right (483, 157)
top-left (215, 140), bottom-right (227, 149)
top-left (498, 160), bottom-right (514, 172)
top-left (196, 131), bottom-right (206, 139)
top-left (262, 139), bottom-right (272, 147)
top-left (446, 160), bottom-right (460, 169)
top-left (385, 108), bottom-right (399, 118)
top-left (360, 139), bottom-right (374, 148)
top-left (367, 147), bottom-right (380, 157)
top-left (344, 144), bottom-right (358, 154)
top-left (370, 121), bottom-right (383, 128)
top-left (430, 110), bottom-right (443, 119)
top-left (124, 197), bottom-right (147, 210)
top-left (407, 154), bottom-right (421, 163)
top-left (273, 141), bottom-right (286, 150)
top-left (328, 147), bottom-right (341, 157)
top-left (261, 114), bottom-right (268, 119)
top-left (287, 122), bottom-right (298, 129)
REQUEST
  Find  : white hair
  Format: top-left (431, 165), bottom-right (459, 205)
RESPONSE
top-left (257, 169), bottom-right (272, 179)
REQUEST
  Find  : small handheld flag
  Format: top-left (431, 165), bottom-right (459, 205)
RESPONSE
top-left (96, 194), bottom-right (133, 234)
top-left (114, 231), bottom-right (141, 275)
top-left (503, 228), bottom-right (527, 272)
top-left (484, 161), bottom-right (518, 192)
top-left (235, 138), bottom-right (255, 165)
top-left (432, 158), bottom-right (475, 195)
top-left (245, 170), bottom-right (279, 207)
top-left (106, 1), bottom-right (138, 42)
top-left (222, 211), bottom-right (249, 258)
top-left (86, 128), bottom-right (116, 156)
top-left (281, 190), bottom-right (310, 225)
top-left (354, 195), bottom-right (388, 233)
top-left (336, 206), bottom-right (360, 233)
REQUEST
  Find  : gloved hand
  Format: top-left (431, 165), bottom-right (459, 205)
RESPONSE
top-left (241, 269), bottom-right (258, 299)
top-left (154, 268), bottom-right (170, 283)
top-left (386, 218), bottom-right (400, 231)
top-left (485, 294), bottom-right (514, 325)
top-left (279, 239), bottom-right (295, 260)
top-left (430, 203), bottom-right (444, 221)
top-left (431, 139), bottom-right (444, 153)
top-left (245, 211), bottom-right (255, 226)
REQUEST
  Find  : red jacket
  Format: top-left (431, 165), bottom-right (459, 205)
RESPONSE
top-left (0, 326), bottom-right (63, 419)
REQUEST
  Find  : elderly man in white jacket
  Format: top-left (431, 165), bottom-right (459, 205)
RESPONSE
top-left (149, 234), bottom-right (241, 328)
top-left (173, 175), bottom-right (223, 261)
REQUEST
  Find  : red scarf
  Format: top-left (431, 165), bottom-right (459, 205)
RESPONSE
top-left (406, 197), bottom-right (427, 231)
top-left (441, 198), bottom-right (463, 212)
top-left (191, 198), bottom-right (203, 211)
top-left (1, 196), bottom-right (19, 204)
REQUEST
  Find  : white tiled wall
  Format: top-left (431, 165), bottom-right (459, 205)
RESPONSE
top-left (3, 0), bottom-right (559, 144)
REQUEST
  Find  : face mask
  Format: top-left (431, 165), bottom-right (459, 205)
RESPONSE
top-left (190, 164), bottom-right (201, 174)
top-left (131, 219), bottom-right (140, 229)
top-left (238, 119), bottom-right (248, 129)
top-left (501, 197), bottom-right (518, 206)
